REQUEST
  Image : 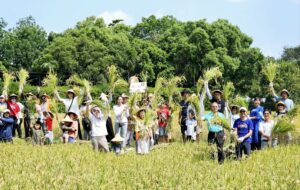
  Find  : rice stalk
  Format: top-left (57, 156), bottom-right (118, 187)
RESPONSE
top-left (210, 113), bottom-right (231, 131)
top-left (273, 117), bottom-right (295, 135)
top-left (223, 82), bottom-right (235, 101)
top-left (165, 76), bottom-right (185, 106)
top-left (17, 69), bottom-right (29, 96)
top-left (187, 94), bottom-right (200, 117)
top-left (232, 95), bottom-right (249, 108)
top-left (128, 93), bottom-right (142, 115)
top-left (262, 61), bottom-right (278, 83)
top-left (2, 72), bottom-right (14, 96)
top-left (203, 67), bottom-right (222, 82)
top-left (42, 71), bottom-right (58, 93)
top-left (66, 74), bottom-right (84, 87)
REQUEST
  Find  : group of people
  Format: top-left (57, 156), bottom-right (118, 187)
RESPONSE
top-left (178, 81), bottom-right (295, 164)
top-left (0, 83), bottom-right (296, 161)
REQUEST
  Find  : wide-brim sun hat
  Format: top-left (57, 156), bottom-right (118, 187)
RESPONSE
top-left (280, 89), bottom-right (290, 97)
top-left (62, 115), bottom-right (73, 123)
top-left (67, 111), bottom-right (78, 120)
top-left (66, 89), bottom-right (76, 96)
top-left (121, 93), bottom-right (129, 98)
top-left (9, 94), bottom-right (18, 98)
top-left (239, 107), bottom-right (247, 112)
top-left (212, 89), bottom-right (223, 95)
top-left (181, 89), bottom-right (191, 96)
top-left (111, 133), bottom-right (124, 142)
top-left (41, 93), bottom-right (50, 98)
top-left (275, 101), bottom-right (286, 110)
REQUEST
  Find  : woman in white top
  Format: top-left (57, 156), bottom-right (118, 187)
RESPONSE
top-left (86, 102), bottom-right (109, 152)
top-left (55, 89), bottom-right (82, 139)
top-left (259, 109), bottom-right (276, 149)
top-left (113, 96), bottom-right (129, 148)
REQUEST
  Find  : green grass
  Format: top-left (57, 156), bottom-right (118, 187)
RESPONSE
top-left (0, 140), bottom-right (299, 189)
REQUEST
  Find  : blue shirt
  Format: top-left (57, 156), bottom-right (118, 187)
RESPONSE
top-left (233, 118), bottom-right (253, 143)
top-left (0, 117), bottom-right (14, 140)
top-left (203, 112), bottom-right (225, 132)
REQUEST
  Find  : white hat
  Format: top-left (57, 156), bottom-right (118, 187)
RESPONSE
top-left (62, 115), bottom-right (73, 123)
top-left (111, 133), bottom-right (124, 142)
top-left (100, 93), bottom-right (108, 102)
top-left (239, 107), bottom-right (247, 112)
top-left (3, 109), bottom-right (10, 113)
top-left (0, 95), bottom-right (5, 99)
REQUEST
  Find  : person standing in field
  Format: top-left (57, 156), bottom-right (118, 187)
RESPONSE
top-left (39, 93), bottom-right (51, 135)
top-left (134, 108), bottom-right (152, 155)
top-left (270, 86), bottom-right (294, 111)
top-left (55, 89), bottom-right (82, 140)
top-left (80, 97), bottom-right (91, 140)
top-left (230, 105), bottom-right (240, 129)
top-left (274, 101), bottom-right (292, 144)
top-left (7, 94), bottom-right (21, 138)
top-left (0, 109), bottom-right (14, 143)
top-left (186, 110), bottom-right (197, 142)
top-left (85, 102), bottom-right (109, 152)
top-left (157, 102), bottom-right (170, 143)
top-left (43, 111), bottom-right (54, 144)
top-left (233, 107), bottom-right (253, 160)
top-left (21, 93), bottom-right (34, 139)
top-left (113, 96), bottom-right (129, 148)
top-left (259, 109), bottom-right (276, 149)
top-left (32, 120), bottom-right (44, 145)
top-left (204, 82), bottom-right (226, 114)
top-left (202, 102), bottom-right (227, 164)
top-left (179, 89), bottom-right (191, 143)
top-left (249, 97), bottom-right (264, 150)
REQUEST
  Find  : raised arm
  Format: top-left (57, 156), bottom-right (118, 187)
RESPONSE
top-left (54, 90), bottom-right (63, 102)
top-left (204, 81), bottom-right (212, 100)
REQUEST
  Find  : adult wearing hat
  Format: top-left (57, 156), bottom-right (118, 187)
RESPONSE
top-left (55, 89), bottom-right (82, 140)
top-left (270, 86), bottom-right (294, 111)
top-left (274, 101), bottom-right (292, 145)
top-left (204, 82), bottom-right (226, 114)
top-left (85, 102), bottom-right (109, 152)
top-left (233, 107), bottom-right (253, 160)
top-left (0, 109), bottom-right (14, 142)
top-left (179, 89), bottom-right (191, 143)
top-left (7, 94), bottom-right (21, 138)
top-left (249, 97), bottom-right (264, 150)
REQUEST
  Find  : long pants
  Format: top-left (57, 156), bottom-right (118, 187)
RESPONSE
top-left (12, 117), bottom-right (22, 138)
top-left (24, 116), bottom-right (31, 138)
top-left (91, 136), bottom-right (109, 152)
top-left (115, 122), bottom-right (127, 148)
top-left (236, 141), bottom-right (251, 159)
top-left (77, 119), bottom-right (82, 140)
top-left (208, 131), bottom-right (225, 164)
top-left (82, 117), bottom-right (91, 140)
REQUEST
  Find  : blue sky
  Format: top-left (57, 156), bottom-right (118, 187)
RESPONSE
top-left (1, 0), bottom-right (299, 58)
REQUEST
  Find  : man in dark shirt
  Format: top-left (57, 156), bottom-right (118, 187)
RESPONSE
top-left (178, 89), bottom-right (190, 142)
top-left (204, 82), bottom-right (225, 114)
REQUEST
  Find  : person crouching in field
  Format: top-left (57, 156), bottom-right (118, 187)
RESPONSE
top-left (134, 108), bottom-right (152, 155)
top-left (186, 110), bottom-right (197, 142)
top-left (86, 103), bottom-right (110, 152)
top-left (259, 109), bottom-right (276, 149)
top-left (0, 109), bottom-right (14, 143)
top-left (111, 133), bottom-right (124, 155)
top-left (60, 114), bottom-right (78, 144)
top-left (32, 120), bottom-right (44, 145)
top-left (157, 102), bottom-right (170, 143)
top-left (233, 107), bottom-right (253, 160)
top-left (43, 111), bottom-right (54, 144)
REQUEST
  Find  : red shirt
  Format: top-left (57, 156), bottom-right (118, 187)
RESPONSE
top-left (7, 101), bottom-right (20, 117)
top-left (157, 107), bottom-right (170, 128)
top-left (45, 117), bottom-right (53, 131)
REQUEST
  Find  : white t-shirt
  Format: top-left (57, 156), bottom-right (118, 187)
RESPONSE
top-left (17, 102), bottom-right (24, 119)
top-left (89, 112), bottom-right (107, 137)
top-left (60, 97), bottom-right (80, 117)
top-left (113, 104), bottom-right (129, 123)
top-left (186, 119), bottom-right (197, 136)
top-left (259, 120), bottom-right (275, 141)
top-left (230, 114), bottom-right (240, 128)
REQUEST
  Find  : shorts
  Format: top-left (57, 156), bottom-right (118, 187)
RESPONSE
top-left (159, 127), bottom-right (167, 136)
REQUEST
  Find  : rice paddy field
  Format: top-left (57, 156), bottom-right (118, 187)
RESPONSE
top-left (0, 113), bottom-right (300, 189)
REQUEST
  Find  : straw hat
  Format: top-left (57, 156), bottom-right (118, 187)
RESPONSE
top-left (275, 101), bottom-right (286, 110)
top-left (136, 107), bottom-right (146, 116)
top-left (62, 115), bottom-right (73, 123)
top-left (43, 111), bottom-right (54, 118)
top-left (41, 93), bottom-right (50, 98)
top-left (121, 93), bottom-right (129, 98)
top-left (280, 89), bottom-right (290, 97)
top-left (111, 133), bottom-right (124, 142)
top-left (230, 105), bottom-right (239, 110)
top-left (66, 89), bottom-right (76, 96)
top-left (181, 89), bottom-right (191, 96)
top-left (239, 107), bottom-right (247, 112)
top-left (212, 90), bottom-right (223, 95)
top-left (67, 111), bottom-right (78, 120)
top-left (9, 94), bottom-right (18, 98)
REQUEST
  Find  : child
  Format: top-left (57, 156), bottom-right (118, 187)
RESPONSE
top-left (157, 102), bottom-right (170, 143)
top-left (111, 133), bottom-right (124, 155)
top-left (43, 111), bottom-right (54, 144)
top-left (60, 115), bottom-right (77, 143)
top-left (135, 108), bottom-right (152, 155)
top-left (185, 110), bottom-right (197, 142)
top-left (230, 105), bottom-right (240, 129)
top-left (0, 109), bottom-right (14, 143)
top-left (32, 120), bottom-right (44, 145)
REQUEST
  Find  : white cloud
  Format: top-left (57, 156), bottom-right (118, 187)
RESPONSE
top-left (226, 0), bottom-right (248, 3)
top-left (153, 9), bottom-right (165, 18)
top-left (98, 10), bottom-right (133, 25)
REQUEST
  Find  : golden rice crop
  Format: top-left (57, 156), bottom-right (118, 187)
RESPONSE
top-left (2, 72), bottom-right (14, 96)
top-left (262, 61), bottom-right (278, 83)
top-left (17, 69), bottom-right (29, 96)
top-left (203, 67), bottom-right (222, 82)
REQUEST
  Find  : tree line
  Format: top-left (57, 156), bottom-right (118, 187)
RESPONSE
top-left (0, 15), bottom-right (299, 102)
